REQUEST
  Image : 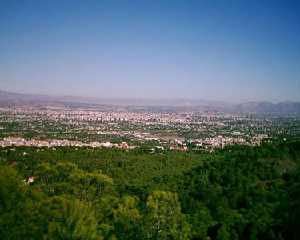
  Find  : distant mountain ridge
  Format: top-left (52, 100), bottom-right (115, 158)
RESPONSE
top-left (0, 90), bottom-right (232, 108)
top-left (235, 101), bottom-right (300, 114)
top-left (0, 89), bottom-right (299, 114)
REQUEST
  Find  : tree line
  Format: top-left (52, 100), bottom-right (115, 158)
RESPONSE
top-left (0, 140), bottom-right (300, 239)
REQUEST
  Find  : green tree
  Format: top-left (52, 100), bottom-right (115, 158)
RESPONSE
top-left (0, 166), bottom-right (46, 239)
top-left (46, 196), bottom-right (102, 240)
top-left (71, 169), bottom-right (114, 201)
top-left (144, 190), bottom-right (190, 239)
top-left (113, 195), bottom-right (142, 239)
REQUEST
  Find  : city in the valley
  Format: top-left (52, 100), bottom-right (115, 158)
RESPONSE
top-left (1, 104), bottom-right (299, 151)
top-left (1, 1), bottom-right (300, 239)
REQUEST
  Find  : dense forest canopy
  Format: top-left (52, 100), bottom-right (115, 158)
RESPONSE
top-left (0, 141), bottom-right (300, 239)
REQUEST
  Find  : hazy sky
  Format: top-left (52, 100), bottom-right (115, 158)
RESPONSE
top-left (0, 0), bottom-right (299, 102)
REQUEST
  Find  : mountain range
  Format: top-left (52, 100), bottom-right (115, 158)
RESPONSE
top-left (0, 89), bottom-right (299, 114)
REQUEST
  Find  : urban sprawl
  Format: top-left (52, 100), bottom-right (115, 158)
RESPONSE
top-left (0, 105), bottom-right (299, 151)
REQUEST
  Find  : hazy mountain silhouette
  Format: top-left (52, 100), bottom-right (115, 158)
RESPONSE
top-left (235, 101), bottom-right (300, 114)
top-left (0, 89), bottom-right (299, 114)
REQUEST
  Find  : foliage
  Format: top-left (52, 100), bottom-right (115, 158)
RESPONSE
top-left (0, 140), bottom-right (300, 239)
top-left (144, 190), bottom-right (190, 239)
top-left (46, 196), bottom-right (101, 240)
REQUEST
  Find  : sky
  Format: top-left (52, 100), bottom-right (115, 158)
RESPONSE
top-left (0, 0), bottom-right (299, 102)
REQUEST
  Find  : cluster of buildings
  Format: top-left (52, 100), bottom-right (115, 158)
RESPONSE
top-left (0, 137), bottom-right (135, 150)
top-left (0, 105), bottom-right (294, 151)
top-left (188, 136), bottom-right (246, 149)
top-left (168, 134), bottom-right (267, 152)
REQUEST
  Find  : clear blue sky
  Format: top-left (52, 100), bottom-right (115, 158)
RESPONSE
top-left (0, 0), bottom-right (299, 102)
